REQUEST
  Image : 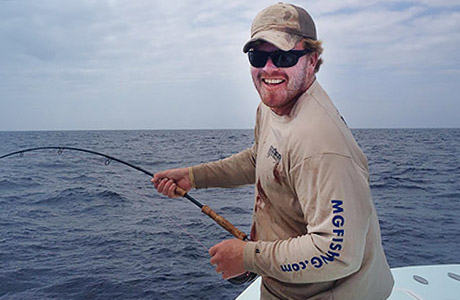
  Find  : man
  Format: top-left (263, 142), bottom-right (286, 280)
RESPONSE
top-left (153, 3), bottom-right (394, 299)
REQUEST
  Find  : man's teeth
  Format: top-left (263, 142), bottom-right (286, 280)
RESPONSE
top-left (263, 79), bottom-right (284, 84)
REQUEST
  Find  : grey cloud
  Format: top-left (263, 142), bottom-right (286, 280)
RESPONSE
top-left (0, 0), bottom-right (459, 130)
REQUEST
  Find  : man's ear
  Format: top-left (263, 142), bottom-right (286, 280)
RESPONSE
top-left (307, 52), bottom-right (319, 74)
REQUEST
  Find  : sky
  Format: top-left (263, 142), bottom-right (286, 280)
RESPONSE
top-left (0, 0), bottom-right (459, 130)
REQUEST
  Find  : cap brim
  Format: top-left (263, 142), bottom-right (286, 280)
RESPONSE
top-left (242, 30), bottom-right (301, 53)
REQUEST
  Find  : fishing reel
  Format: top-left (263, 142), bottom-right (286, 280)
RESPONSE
top-left (228, 271), bottom-right (258, 285)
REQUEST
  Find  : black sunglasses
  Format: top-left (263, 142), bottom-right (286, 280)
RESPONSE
top-left (248, 49), bottom-right (310, 68)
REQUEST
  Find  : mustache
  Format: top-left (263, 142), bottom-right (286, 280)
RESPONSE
top-left (257, 70), bottom-right (288, 80)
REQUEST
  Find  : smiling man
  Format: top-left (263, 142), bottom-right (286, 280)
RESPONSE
top-left (153, 3), bottom-right (394, 299)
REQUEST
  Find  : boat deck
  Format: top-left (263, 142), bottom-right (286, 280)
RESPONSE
top-left (235, 264), bottom-right (460, 300)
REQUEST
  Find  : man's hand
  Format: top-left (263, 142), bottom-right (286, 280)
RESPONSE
top-left (152, 168), bottom-right (191, 198)
top-left (209, 239), bottom-right (247, 279)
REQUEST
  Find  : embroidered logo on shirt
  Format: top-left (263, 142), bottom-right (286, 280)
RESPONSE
top-left (267, 145), bottom-right (281, 163)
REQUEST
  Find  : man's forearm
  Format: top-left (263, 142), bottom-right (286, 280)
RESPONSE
top-left (191, 146), bottom-right (256, 189)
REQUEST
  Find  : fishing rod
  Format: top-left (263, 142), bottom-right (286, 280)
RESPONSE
top-left (0, 146), bottom-right (257, 284)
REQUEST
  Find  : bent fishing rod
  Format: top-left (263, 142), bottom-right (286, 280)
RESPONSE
top-left (0, 146), bottom-right (257, 284)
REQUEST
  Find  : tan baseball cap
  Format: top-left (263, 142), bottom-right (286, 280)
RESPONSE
top-left (243, 2), bottom-right (317, 53)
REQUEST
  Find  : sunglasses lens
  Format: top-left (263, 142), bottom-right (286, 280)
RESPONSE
top-left (272, 52), bottom-right (298, 68)
top-left (248, 50), bottom-right (307, 68)
top-left (248, 51), bottom-right (269, 68)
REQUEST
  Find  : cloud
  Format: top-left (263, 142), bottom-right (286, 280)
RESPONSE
top-left (317, 5), bottom-right (460, 74)
top-left (0, 0), bottom-right (459, 130)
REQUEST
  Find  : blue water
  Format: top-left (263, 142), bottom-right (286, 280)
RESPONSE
top-left (0, 129), bottom-right (459, 299)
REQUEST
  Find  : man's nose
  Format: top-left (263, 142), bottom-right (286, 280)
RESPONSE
top-left (263, 57), bottom-right (279, 71)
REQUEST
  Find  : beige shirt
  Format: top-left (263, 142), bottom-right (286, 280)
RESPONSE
top-left (192, 81), bottom-right (394, 300)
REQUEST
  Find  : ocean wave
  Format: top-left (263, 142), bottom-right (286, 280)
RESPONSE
top-left (0, 177), bottom-right (40, 189)
top-left (81, 234), bottom-right (123, 248)
top-left (0, 267), bottom-right (52, 297)
top-left (394, 166), bottom-right (437, 176)
top-left (33, 188), bottom-right (128, 207)
top-left (437, 192), bottom-right (460, 199)
top-left (386, 174), bottom-right (429, 184)
top-left (180, 245), bottom-right (204, 260)
top-left (34, 187), bottom-right (87, 205)
top-left (0, 179), bottom-right (22, 189)
top-left (218, 206), bottom-right (247, 214)
top-left (35, 161), bottom-right (75, 170)
top-left (371, 174), bottom-right (430, 191)
top-left (95, 190), bottom-right (127, 202)
top-left (41, 276), bottom-right (102, 296)
top-left (370, 181), bottom-right (428, 191)
top-left (61, 174), bottom-right (96, 182)
top-left (370, 182), bottom-right (387, 189)
top-left (440, 165), bottom-right (460, 173)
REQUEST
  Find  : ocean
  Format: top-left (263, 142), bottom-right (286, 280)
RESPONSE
top-left (0, 129), bottom-right (459, 299)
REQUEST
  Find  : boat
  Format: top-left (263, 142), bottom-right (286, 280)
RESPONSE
top-left (235, 264), bottom-right (460, 300)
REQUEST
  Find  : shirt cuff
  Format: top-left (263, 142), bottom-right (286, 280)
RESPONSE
top-left (188, 167), bottom-right (196, 189)
top-left (243, 241), bottom-right (258, 273)
top-left (189, 164), bottom-right (209, 189)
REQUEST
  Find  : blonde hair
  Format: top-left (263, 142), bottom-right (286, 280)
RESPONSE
top-left (302, 38), bottom-right (323, 73)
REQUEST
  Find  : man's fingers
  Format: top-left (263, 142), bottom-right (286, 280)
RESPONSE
top-left (209, 244), bottom-right (218, 257)
top-left (166, 181), bottom-right (178, 198)
top-left (152, 172), bottom-right (166, 184)
top-left (151, 176), bottom-right (160, 187)
top-left (156, 178), bottom-right (167, 194)
top-left (215, 264), bottom-right (223, 273)
top-left (210, 254), bottom-right (219, 266)
top-left (162, 179), bottom-right (173, 193)
top-left (151, 168), bottom-right (191, 199)
top-left (155, 178), bottom-right (169, 195)
top-left (208, 240), bottom-right (246, 280)
top-left (157, 178), bottom-right (180, 198)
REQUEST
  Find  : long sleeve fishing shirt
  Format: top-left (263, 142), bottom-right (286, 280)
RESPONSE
top-left (190, 81), bottom-right (394, 300)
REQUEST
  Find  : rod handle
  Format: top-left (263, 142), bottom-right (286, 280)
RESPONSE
top-left (175, 186), bottom-right (188, 197)
top-left (201, 205), bottom-right (248, 240)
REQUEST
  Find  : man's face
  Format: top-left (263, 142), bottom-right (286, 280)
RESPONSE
top-left (250, 41), bottom-right (316, 116)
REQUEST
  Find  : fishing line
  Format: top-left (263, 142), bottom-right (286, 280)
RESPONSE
top-left (132, 189), bottom-right (210, 253)
top-left (1, 147), bottom-right (205, 208)
top-left (0, 146), bottom-right (256, 284)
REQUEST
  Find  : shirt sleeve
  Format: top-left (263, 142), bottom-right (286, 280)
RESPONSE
top-left (191, 105), bottom-right (261, 189)
top-left (243, 154), bottom-right (373, 283)
top-left (191, 145), bottom-right (257, 189)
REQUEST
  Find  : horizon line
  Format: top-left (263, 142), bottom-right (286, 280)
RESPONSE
top-left (1, 127), bottom-right (459, 133)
